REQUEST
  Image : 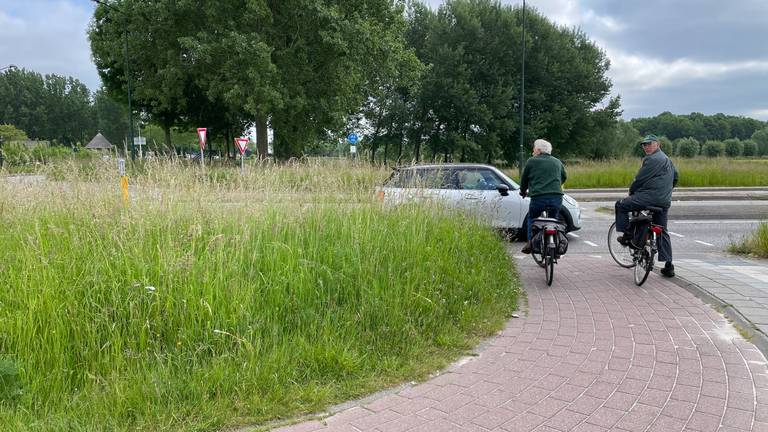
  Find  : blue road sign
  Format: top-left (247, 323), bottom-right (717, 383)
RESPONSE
top-left (347, 133), bottom-right (359, 144)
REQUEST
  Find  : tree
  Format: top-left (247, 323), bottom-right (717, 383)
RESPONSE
top-left (702, 140), bottom-right (725, 157)
top-left (742, 139), bottom-right (758, 157)
top-left (751, 127), bottom-right (768, 156)
top-left (93, 88), bottom-right (128, 147)
top-left (0, 124), bottom-right (29, 142)
top-left (407, 0), bottom-right (618, 163)
top-left (676, 137), bottom-right (700, 158)
top-left (723, 138), bottom-right (743, 157)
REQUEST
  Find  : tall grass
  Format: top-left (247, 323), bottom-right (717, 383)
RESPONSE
top-left (0, 159), bottom-right (518, 431)
top-left (729, 222), bottom-right (768, 258)
top-left (505, 157), bottom-right (768, 188)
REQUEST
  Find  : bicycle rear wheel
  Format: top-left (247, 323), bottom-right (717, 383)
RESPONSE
top-left (634, 246), bottom-right (653, 286)
top-left (608, 222), bottom-right (635, 268)
top-left (545, 246), bottom-right (555, 286)
top-left (531, 235), bottom-right (545, 268)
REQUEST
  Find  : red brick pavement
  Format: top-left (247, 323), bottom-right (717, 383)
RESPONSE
top-left (271, 255), bottom-right (768, 432)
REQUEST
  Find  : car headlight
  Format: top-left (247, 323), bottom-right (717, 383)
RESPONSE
top-left (563, 194), bottom-right (577, 206)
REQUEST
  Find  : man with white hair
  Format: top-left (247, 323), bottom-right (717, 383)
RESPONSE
top-left (519, 138), bottom-right (567, 254)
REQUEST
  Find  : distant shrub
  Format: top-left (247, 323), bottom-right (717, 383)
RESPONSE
top-left (676, 137), bottom-right (700, 158)
top-left (724, 138), bottom-right (743, 157)
top-left (742, 139), bottom-right (758, 157)
top-left (702, 140), bottom-right (725, 157)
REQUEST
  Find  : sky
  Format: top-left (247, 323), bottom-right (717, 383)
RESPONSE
top-left (1, 0), bottom-right (767, 121)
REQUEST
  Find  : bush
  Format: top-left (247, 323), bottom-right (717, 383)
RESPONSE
top-left (752, 127), bottom-right (768, 156)
top-left (702, 140), bottom-right (725, 157)
top-left (742, 139), bottom-right (758, 157)
top-left (676, 137), bottom-right (700, 158)
top-left (659, 136), bottom-right (673, 155)
top-left (723, 138), bottom-right (743, 157)
top-left (0, 124), bottom-right (29, 142)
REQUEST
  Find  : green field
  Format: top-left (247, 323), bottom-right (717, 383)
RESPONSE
top-left (506, 157), bottom-right (768, 189)
top-left (0, 159), bottom-right (519, 431)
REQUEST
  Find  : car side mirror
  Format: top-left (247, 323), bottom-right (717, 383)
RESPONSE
top-left (497, 184), bottom-right (509, 196)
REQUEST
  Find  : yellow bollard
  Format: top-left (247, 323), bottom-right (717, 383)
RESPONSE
top-left (120, 175), bottom-right (129, 204)
top-left (118, 158), bottom-right (129, 204)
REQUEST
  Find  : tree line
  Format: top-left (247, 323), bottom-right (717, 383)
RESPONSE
top-left (0, 68), bottom-right (127, 147)
top-left (2, 0), bottom-right (767, 163)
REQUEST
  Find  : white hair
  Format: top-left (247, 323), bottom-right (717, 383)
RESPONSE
top-left (533, 139), bottom-right (552, 154)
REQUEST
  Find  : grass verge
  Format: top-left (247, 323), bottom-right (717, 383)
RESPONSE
top-left (729, 222), bottom-right (768, 258)
top-left (505, 157), bottom-right (768, 188)
top-left (0, 160), bottom-right (519, 431)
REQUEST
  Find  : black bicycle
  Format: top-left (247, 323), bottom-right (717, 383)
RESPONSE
top-left (607, 206), bottom-right (664, 286)
top-left (530, 208), bottom-right (567, 286)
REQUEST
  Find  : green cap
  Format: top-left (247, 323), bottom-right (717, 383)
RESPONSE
top-left (640, 134), bottom-right (659, 144)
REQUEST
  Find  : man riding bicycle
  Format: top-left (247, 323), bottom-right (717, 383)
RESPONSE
top-left (519, 139), bottom-right (567, 254)
top-left (615, 134), bottom-right (679, 277)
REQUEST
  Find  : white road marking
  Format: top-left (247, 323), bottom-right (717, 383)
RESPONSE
top-left (567, 233), bottom-right (580, 238)
top-left (513, 255), bottom-right (527, 259)
top-left (589, 255), bottom-right (602, 259)
top-left (668, 231), bottom-right (684, 238)
top-left (695, 240), bottom-right (715, 247)
top-left (584, 241), bottom-right (599, 247)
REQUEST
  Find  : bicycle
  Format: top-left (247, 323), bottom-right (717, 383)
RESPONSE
top-left (530, 208), bottom-right (566, 286)
top-left (607, 206), bottom-right (665, 286)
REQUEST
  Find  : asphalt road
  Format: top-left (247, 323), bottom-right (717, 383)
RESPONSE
top-left (544, 201), bottom-right (764, 257)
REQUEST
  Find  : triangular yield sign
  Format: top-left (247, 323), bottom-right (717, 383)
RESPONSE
top-left (197, 128), bottom-right (207, 150)
top-left (235, 137), bottom-right (248, 155)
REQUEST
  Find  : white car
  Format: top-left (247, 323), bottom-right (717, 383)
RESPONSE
top-left (377, 163), bottom-right (581, 239)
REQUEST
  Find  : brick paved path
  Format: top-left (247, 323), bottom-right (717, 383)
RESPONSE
top-left (272, 256), bottom-right (768, 432)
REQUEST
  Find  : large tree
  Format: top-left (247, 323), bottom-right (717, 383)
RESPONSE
top-left (89, 0), bottom-right (412, 159)
top-left (406, 0), bottom-right (619, 163)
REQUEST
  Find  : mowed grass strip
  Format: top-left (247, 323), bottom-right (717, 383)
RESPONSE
top-left (0, 168), bottom-right (518, 431)
top-left (505, 157), bottom-right (768, 189)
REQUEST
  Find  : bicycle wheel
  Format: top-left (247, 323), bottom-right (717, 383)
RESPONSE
top-left (634, 246), bottom-right (653, 286)
top-left (608, 222), bottom-right (635, 268)
top-left (545, 246), bottom-right (555, 286)
top-left (531, 234), bottom-right (545, 268)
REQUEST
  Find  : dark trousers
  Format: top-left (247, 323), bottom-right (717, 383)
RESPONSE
top-left (527, 195), bottom-right (562, 240)
top-left (615, 197), bottom-right (673, 262)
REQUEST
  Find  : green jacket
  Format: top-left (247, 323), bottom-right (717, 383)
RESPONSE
top-left (520, 154), bottom-right (567, 197)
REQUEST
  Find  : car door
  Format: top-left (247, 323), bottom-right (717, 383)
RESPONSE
top-left (455, 168), bottom-right (525, 229)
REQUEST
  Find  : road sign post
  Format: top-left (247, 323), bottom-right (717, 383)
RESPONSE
top-left (347, 133), bottom-right (358, 160)
top-left (197, 128), bottom-right (207, 167)
top-left (235, 137), bottom-right (248, 172)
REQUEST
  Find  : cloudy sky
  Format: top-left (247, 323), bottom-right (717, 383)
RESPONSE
top-left (2, 0), bottom-right (767, 120)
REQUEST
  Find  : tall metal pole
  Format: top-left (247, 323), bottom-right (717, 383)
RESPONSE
top-left (93, 0), bottom-right (135, 162)
top-left (123, 28), bottom-right (136, 162)
top-left (518, 0), bottom-right (527, 176)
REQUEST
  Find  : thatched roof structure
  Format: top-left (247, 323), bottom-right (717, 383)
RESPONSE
top-left (85, 133), bottom-right (114, 150)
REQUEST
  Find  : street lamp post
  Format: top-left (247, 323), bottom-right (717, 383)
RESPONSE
top-left (518, 0), bottom-right (527, 176)
top-left (91, 0), bottom-right (136, 162)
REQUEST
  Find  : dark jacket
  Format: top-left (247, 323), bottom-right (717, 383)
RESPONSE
top-left (520, 154), bottom-right (567, 197)
top-left (629, 148), bottom-right (679, 208)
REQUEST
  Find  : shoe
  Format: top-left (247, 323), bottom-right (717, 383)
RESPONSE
top-left (617, 233), bottom-right (633, 247)
top-left (661, 262), bottom-right (675, 278)
top-left (521, 241), bottom-right (532, 254)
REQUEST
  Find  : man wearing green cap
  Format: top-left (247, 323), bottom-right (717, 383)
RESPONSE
top-left (615, 134), bottom-right (679, 277)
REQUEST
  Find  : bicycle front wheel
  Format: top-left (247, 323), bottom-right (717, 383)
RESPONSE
top-left (634, 246), bottom-right (653, 286)
top-left (608, 222), bottom-right (635, 268)
top-left (545, 246), bottom-right (555, 286)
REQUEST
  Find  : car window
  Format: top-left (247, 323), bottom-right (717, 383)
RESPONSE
top-left (384, 168), bottom-right (457, 189)
top-left (457, 169), bottom-right (502, 190)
